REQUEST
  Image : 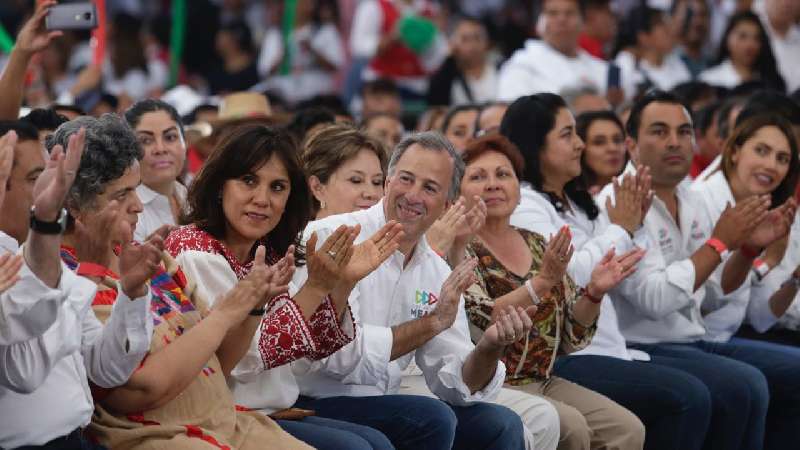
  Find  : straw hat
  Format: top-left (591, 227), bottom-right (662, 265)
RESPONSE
top-left (217, 92), bottom-right (272, 120)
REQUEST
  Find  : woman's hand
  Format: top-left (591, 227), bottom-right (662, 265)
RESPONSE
top-left (480, 305), bottom-right (536, 351)
top-left (606, 167), bottom-right (652, 235)
top-left (253, 245), bottom-right (293, 302)
top-left (305, 225), bottom-right (357, 293)
top-left (587, 248), bottom-right (644, 298)
top-left (537, 226), bottom-right (573, 291)
top-left (341, 221), bottom-right (403, 284)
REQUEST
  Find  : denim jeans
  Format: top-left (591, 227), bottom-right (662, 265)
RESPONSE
top-left (629, 342), bottom-right (770, 450)
top-left (277, 415), bottom-right (394, 450)
top-left (553, 354), bottom-right (711, 450)
top-left (294, 394), bottom-right (525, 450)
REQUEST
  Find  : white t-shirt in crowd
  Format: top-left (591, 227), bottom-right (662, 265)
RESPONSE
top-left (699, 60), bottom-right (743, 90)
top-left (451, 62), bottom-right (499, 106)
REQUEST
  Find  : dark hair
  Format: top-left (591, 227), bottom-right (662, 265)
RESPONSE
top-left (0, 120), bottom-right (40, 142)
top-left (295, 94), bottom-right (350, 118)
top-left (361, 78), bottom-right (399, 97)
top-left (500, 93), bottom-right (598, 220)
top-left (626, 89), bottom-right (690, 138)
top-left (219, 20), bottom-right (255, 54)
top-left (110, 13), bottom-right (148, 78)
top-left (184, 124), bottom-right (310, 258)
top-left (670, 81), bottom-right (719, 112)
top-left (20, 109), bottom-right (68, 132)
top-left (52, 104), bottom-right (87, 117)
top-left (47, 115), bottom-right (142, 211)
top-left (440, 104), bottom-right (482, 135)
top-left (694, 101), bottom-right (722, 134)
top-left (716, 96), bottom-right (746, 141)
top-left (721, 114), bottom-right (799, 207)
top-left (736, 90), bottom-right (800, 127)
top-left (576, 110), bottom-right (627, 187)
top-left (287, 107), bottom-right (337, 143)
top-left (124, 98), bottom-right (185, 137)
top-left (184, 104), bottom-right (219, 125)
top-left (461, 133), bottom-right (525, 180)
top-left (715, 11), bottom-right (785, 92)
top-left (612, 5), bottom-right (663, 58)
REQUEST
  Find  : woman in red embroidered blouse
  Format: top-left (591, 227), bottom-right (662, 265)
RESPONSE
top-left (54, 115), bottom-right (311, 449)
top-left (165, 124), bottom-right (402, 449)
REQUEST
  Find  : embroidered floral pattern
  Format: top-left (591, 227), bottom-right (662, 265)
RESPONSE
top-left (165, 224), bottom-right (353, 369)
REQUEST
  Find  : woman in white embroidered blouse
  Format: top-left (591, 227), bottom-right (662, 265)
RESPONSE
top-left (125, 99), bottom-right (188, 242)
top-left (165, 124), bottom-right (402, 450)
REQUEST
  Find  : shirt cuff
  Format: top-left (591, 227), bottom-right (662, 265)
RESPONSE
top-left (666, 259), bottom-right (697, 298)
top-left (111, 283), bottom-right (153, 357)
top-left (438, 359), bottom-right (507, 405)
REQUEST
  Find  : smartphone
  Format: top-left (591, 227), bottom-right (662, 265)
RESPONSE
top-left (607, 63), bottom-right (621, 90)
top-left (45, 3), bottom-right (98, 31)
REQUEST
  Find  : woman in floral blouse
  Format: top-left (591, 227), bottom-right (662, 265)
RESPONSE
top-left (458, 134), bottom-right (646, 450)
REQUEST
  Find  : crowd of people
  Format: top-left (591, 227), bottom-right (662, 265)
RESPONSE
top-left (1, 0), bottom-right (800, 450)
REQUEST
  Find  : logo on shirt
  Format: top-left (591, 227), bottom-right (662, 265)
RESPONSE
top-left (411, 290), bottom-right (439, 318)
top-left (658, 228), bottom-right (674, 253)
top-left (690, 219), bottom-right (705, 241)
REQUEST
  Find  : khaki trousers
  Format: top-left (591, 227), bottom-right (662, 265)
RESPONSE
top-left (508, 376), bottom-right (645, 450)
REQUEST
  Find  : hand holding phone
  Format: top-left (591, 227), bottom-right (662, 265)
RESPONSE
top-left (45, 3), bottom-right (98, 31)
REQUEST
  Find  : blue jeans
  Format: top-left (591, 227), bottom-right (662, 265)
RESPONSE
top-left (294, 394), bottom-right (525, 450)
top-left (277, 415), bottom-right (394, 450)
top-left (553, 354), bottom-right (711, 450)
top-left (630, 342), bottom-right (769, 450)
top-left (707, 338), bottom-right (800, 450)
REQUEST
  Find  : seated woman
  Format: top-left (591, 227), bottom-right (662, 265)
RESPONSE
top-left (165, 124), bottom-right (400, 450)
top-left (500, 94), bottom-right (716, 450)
top-left (575, 110), bottom-right (628, 196)
top-left (52, 115), bottom-right (312, 449)
top-left (457, 133), bottom-right (646, 450)
top-left (303, 124), bottom-right (387, 220)
top-left (124, 99), bottom-right (188, 242)
top-left (441, 104), bottom-right (481, 153)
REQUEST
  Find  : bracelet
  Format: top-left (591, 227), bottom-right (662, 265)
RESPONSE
top-left (752, 258), bottom-right (770, 281)
top-left (524, 279), bottom-right (540, 305)
top-left (249, 307), bottom-right (266, 317)
top-left (705, 238), bottom-right (729, 260)
top-left (77, 262), bottom-right (109, 279)
top-left (741, 245), bottom-right (762, 259)
top-left (582, 287), bottom-right (603, 304)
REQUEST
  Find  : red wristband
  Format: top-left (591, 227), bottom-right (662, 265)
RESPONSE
top-left (77, 262), bottom-right (109, 278)
top-left (741, 245), bottom-right (761, 259)
top-left (582, 287), bottom-right (603, 304)
top-left (705, 238), bottom-right (728, 257)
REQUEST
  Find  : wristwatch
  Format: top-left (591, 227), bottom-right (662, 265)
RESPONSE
top-left (29, 206), bottom-right (68, 235)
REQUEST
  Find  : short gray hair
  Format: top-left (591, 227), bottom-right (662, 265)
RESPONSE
top-left (387, 131), bottom-right (464, 202)
top-left (47, 114), bottom-right (142, 210)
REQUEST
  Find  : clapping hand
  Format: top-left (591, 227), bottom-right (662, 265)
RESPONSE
top-left (538, 226), bottom-right (574, 291)
top-left (118, 235), bottom-right (165, 299)
top-left (606, 167), bottom-right (652, 235)
top-left (745, 199), bottom-right (796, 251)
top-left (0, 253), bottom-right (23, 294)
top-left (305, 225), bottom-right (357, 293)
top-left (712, 195), bottom-right (771, 250)
top-left (430, 257), bottom-right (478, 333)
top-left (0, 131), bottom-right (16, 211)
top-left (587, 248), bottom-right (644, 299)
top-left (341, 221), bottom-right (403, 284)
top-left (32, 128), bottom-right (86, 222)
top-left (427, 196), bottom-right (487, 257)
top-left (481, 305), bottom-right (537, 350)
top-left (252, 244), bottom-right (293, 302)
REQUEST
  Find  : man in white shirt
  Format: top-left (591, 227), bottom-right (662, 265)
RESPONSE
top-left (611, 89), bottom-right (800, 450)
top-left (497, 0), bottom-right (613, 102)
top-left (0, 117), bottom-right (154, 449)
top-left (294, 132), bottom-right (542, 449)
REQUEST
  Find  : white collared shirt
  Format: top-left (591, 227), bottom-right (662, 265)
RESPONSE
top-left (690, 171), bottom-right (777, 340)
top-left (134, 182), bottom-right (187, 243)
top-left (295, 201), bottom-right (506, 406)
top-left (699, 60), bottom-right (742, 89)
top-left (0, 263), bottom-right (152, 448)
top-left (497, 39), bottom-right (610, 102)
top-left (510, 185), bottom-right (648, 361)
top-left (771, 212), bottom-right (800, 330)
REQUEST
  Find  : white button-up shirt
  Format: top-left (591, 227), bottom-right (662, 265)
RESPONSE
top-left (295, 201), bottom-right (506, 406)
top-left (0, 246), bottom-right (153, 448)
top-left (690, 170), bottom-right (779, 339)
top-left (771, 211), bottom-right (800, 330)
top-left (497, 39), bottom-right (610, 102)
top-left (510, 185), bottom-right (648, 361)
top-left (604, 176), bottom-right (745, 344)
top-left (133, 182), bottom-right (187, 243)
top-left (699, 60), bottom-right (742, 90)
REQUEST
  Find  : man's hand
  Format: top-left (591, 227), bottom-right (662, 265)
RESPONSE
top-left (14, 1), bottom-right (63, 57)
top-left (712, 195), bottom-right (771, 250)
top-left (33, 127), bottom-right (86, 221)
top-left (0, 131), bottom-right (17, 211)
top-left (430, 257), bottom-right (478, 333)
top-left (118, 237), bottom-right (164, 299)
top-left (0, 253), bottom-right (23, 294)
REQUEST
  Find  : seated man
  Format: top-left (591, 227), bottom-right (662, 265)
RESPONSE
top-left (294, 132), bottom-right (552, 449)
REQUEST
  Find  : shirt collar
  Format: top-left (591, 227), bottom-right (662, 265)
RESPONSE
top-left (135, 182), bottom-right (187, 205)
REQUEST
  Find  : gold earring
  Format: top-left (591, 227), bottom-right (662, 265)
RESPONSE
top-left (320, 200), bottom-right (326, 209)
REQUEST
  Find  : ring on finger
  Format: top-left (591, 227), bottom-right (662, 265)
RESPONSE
top-left (326, 250), bottom-right (337, 259)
